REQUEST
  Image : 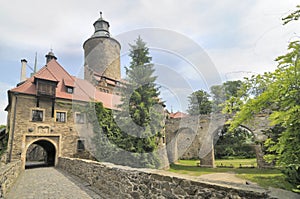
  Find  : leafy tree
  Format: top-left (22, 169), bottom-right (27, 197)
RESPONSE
top-left (214, 126), bottom-right (255, 159)
top-left (187, 90), bottom-right (212, 115)
top-left (210, 80), bottom-right (243, 113)
top-left (228, 41), bottom-right (300, 191)
top-left (227, 6), bottom-right (300, 191)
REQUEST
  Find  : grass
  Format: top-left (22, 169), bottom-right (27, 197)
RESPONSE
top-left (168, 159), bottom-right (294, 191)
top-left (178, 158), bottom-right (257, 168)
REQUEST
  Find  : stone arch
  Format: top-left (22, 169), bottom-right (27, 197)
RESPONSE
top-left (25, 137), bottom-right (58, 169)
top-left (167, 127), bottom-right (196, 163)
top-left (205, 123), bottom-right (268, 168)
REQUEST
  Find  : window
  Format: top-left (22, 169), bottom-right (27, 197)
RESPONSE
top-left (36, 79), bottom-right (56, 97)
top-left (77, 140), bottom-right (85, 152)
top-left (66, 87), bottom-right (74, 94)
top-left (75, 113), bottom-right (85, 124)
top-left (32, 109), bottom-right (44, 122)
top-left (56, 111), bottom-right (66, 123)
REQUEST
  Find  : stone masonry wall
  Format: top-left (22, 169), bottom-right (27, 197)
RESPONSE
top-left (0, 161), bottom-right (22, 198)
top-left (57, 157), bottom-right (274, 199)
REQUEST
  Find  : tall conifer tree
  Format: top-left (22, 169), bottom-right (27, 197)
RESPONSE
top-left (116, 36), bottom-right (164, 168)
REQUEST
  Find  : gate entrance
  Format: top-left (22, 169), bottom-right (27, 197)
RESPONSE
top-left (25, 139), bottom-right (56, 169)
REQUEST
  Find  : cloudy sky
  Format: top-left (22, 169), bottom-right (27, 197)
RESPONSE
top-left (0, 0), bottom-right (299, 124)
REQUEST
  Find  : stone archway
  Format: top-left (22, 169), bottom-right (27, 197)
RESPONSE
top-left (24, 137), bottom-right (58, 169)
top-left (166, 127), bottom-right (196, 163)
top-left (213, 125), bottom-right (257, 165)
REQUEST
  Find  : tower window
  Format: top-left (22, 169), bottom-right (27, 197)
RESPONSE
top-left (31, 109), bottom-right (44, 122)
top-left (56, 111), bottom-right (66, 123)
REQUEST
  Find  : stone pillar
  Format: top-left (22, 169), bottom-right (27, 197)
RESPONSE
top-left (254, 144), bottom-right (274, 168)
top-left (199, 144), bottom-right (215, 168)
top-left (166, 137), bottom-right (178, 164)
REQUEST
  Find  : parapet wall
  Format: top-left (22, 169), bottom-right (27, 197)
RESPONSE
top-left (57, 157), bottom-right (273, 198)
top-left (0, 160), bottom-right (22, 198)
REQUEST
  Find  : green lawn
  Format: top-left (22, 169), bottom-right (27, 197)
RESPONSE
top-left (178, 158), bottom-right (257, 168)
top-left (169, 159), bottom-right (294, 191)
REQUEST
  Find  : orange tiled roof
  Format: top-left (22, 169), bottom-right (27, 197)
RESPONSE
top-left (169, 111), bottom-right (188, 119)
top-left (10, 59), bottom-right (121, 110)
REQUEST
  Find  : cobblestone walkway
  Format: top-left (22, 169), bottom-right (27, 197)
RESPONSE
top-left (6, 167), bottom-right (102, 199)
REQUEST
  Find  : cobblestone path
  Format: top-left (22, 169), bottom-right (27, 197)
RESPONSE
top-left (6, 167), bottom-right (102, 199)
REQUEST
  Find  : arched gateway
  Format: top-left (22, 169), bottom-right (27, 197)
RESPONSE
top-left (22, 136), bottom-right (59, 169)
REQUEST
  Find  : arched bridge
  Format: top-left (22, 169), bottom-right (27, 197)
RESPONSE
top-left (165, 113), bottom-right (272, 168)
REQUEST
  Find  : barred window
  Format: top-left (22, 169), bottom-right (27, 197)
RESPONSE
top-left (32, 109), bottom-right (44, 122)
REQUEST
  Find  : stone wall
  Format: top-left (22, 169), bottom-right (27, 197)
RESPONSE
top-left (0, 161), bottom-right (22, 198)
top-left (57, 157), bottom-right (273, 199)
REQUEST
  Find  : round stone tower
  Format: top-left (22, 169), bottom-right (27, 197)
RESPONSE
top-left (83, 12), bottom-right (121, 82)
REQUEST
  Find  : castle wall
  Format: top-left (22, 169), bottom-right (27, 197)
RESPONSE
top-left (57, 157), bottom-right (273, 198)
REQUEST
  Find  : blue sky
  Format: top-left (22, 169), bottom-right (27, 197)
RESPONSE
top-left (0, 0), bottom-right (299, 124)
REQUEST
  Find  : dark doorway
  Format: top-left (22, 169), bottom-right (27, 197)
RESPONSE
top-left (25, 140), bottom-right (56, 169)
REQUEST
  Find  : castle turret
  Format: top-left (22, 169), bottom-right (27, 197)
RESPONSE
top-left (83, 12), bottom-right (121, 83)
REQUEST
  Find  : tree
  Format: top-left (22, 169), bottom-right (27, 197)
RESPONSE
top-left (282, 5), bottom-right (300, 25)
top-left (187, 90), bottom-right (212, 115)
top-left (210, 80), bottom-right (243, 113)
top-left (228, 41), bottom-right (300, 191)
top-left (227, 6), bottom-right (300, 191)
top-left (115, 36), bottom-right (164, 168)
top-left (214, 126), bottom-right (255, 159)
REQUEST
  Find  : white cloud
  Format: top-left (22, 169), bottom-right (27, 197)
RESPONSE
top-left (0, 0), bottom-right (299, 112)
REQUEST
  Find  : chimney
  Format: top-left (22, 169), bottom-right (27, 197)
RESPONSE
top-left (20, 59), bottom-right (27, 82)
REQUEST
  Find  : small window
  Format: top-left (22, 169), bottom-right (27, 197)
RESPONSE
top-left (77, 140), bottom-right (85, 152)
top-left (56, 111), bottom-right (66, 123)
top-left (66, 87), bottom-right (74, 94)
top-left (75, 113), bottom-right (85, 124)
top-left (32, 109), bottom-right (44, 122)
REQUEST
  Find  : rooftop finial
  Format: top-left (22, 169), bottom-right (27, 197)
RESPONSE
top-left (100, 11), bottom-right (103, 18)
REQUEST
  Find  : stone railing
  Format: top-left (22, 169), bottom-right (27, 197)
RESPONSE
top-left (0, 160), bottom-right (22, 198)
top-left (57, 157), bottom-right (274, 198)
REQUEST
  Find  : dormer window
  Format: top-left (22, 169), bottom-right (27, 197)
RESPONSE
top-left (66, 87), bottom-right (74, 94)
top-left (35, 78), bottom-right (57, 97)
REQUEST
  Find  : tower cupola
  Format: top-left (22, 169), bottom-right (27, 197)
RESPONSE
top-left (83, 12), bottom-right (121, 82)
top-left (45, 50), bottom-right (57, 64)
top-left (92, 12), bottom-right (110, 37)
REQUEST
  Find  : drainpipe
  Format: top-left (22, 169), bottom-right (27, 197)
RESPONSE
top-left (8, 92), bottom-right (18, 163)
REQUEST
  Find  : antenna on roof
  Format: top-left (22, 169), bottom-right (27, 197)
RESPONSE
top-left (34, 52), bottom-right (37, 73)
top-left (30, 52), bottom-right (38, 77)
top-left (100, 11), bottom-right (103, 18)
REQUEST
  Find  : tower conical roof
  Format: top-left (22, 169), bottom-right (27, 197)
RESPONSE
top-left (92, 12), bottom-right (110, 37)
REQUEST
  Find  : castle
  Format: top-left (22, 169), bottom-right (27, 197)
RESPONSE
top-left (3, 13), bottom-right (272, 170)
top-left (4, 13), bottom-right (124, 168)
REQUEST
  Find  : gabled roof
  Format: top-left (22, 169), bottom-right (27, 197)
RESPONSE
top-left (169, 111), bottom-right (188, 119)
top-left (9, 59), bottom-right (120, 110)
